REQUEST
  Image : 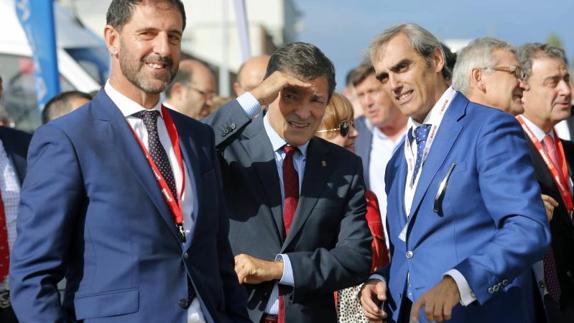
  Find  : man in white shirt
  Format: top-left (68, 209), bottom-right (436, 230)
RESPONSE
top-left (9, 1), bottom-right (248, 322)
top-left (359, 23), bottom-right (550, 323)
top-left (351, 61), bottom-right (407, 242)
top-left (517, 42), bottom-right (574, 323)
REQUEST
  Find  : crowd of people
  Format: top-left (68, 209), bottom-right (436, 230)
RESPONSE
top-left (1, 0), bottom-right (573, 322)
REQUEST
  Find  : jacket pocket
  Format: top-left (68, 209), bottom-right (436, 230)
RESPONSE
top-left (74, 288), bottom-right (139, 320)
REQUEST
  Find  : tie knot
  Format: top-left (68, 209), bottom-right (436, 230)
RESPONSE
top-left (414, 124), bottom-right (431, 144)
top-left (134, 110), bottom-right (161, 130)
top-left (283, 145), bottom-right (298, 157)
top-left (543, 134), bottom-right (555, 147)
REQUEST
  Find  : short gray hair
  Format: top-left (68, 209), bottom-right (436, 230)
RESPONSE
top-left (369, 23), bottom-right (451, 81)
top-left (517, 43), bottom-right (568, 82)
top-left (452, 37), bottom-right (515, 95)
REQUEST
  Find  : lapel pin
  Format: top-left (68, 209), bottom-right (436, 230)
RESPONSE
top-left (321, 160), bottom-right (327, 167)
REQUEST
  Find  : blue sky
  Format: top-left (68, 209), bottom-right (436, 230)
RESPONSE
top-left (293, 0), bottom-right (574, 90)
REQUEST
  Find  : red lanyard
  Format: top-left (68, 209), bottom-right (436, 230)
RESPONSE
top-left (517, 115), bottom-right (573, 212)
top-left (130, 106), bottom-right (186, 227)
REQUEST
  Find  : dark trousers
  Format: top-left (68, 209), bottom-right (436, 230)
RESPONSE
top-left (545, 295), bottom-right (574, 323)
top-left (398, 298), bottom-right (413, 323)
top-left (0, 290), bottom-right (18, 323)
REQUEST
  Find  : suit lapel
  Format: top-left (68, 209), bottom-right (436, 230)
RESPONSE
top-left (169, 110), bottom-right (203, 249)
top-left (282, 138), bottom-right (329, 250)
top-left (93, 91), bottom-right (182, 243)
top-left (408, 93), bottom-right (466, 219)
top-left (242, 118), bottom-right (285, 243)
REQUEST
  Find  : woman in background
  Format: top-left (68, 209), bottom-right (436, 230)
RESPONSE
top-left (316, 93), bottom-right (389, 323)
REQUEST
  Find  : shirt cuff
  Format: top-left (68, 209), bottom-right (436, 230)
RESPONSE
top-left (275, 254), bottom-right (294, 286)
top-left (369, 274), bottom-right (385, 282)
top-left (445, 269), bottom-right (476, 306)
top-left (236, 92), bottom-right (262, 119)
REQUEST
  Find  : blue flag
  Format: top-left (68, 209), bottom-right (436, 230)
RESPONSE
top-left (15, 0), bottom-right (60, 109)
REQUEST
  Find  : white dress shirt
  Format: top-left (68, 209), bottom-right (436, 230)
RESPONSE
top-left (369, 125), bottom-right (405, 248)
top-left (0, 139), bottom-right (20, 291)
top-left (104, 82), bottom-right (206, 323)
top-left (402, 87), bottom-right (476, 305)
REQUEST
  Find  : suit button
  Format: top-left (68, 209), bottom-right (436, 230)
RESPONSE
top-left (230, 122), bottom-right (236, 130)
top-left (502, 279), bottom-right (509, 286)
top-left (406, 251), bottom-right (414, 259)
top-left (183, 252), bottom-right (189, 259)
top-left (488, 287), bottom-right (494, 294)
top-left (178, 298), bottom-right (190, 309)
top-left (566, 271), bottom-right (572, 278)
top-left (493, 285), bottom-right (499, 292)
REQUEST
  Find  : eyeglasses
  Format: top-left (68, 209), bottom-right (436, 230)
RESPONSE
top-left (485, 65), bottom-right (523, 79)
top-left (189, 86), bottom-right (215, 100)
top-left (316, 120), bottom-right (353, 137)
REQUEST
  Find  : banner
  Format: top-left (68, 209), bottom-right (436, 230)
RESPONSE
top-left (15, 0), bottom-right (60, 109)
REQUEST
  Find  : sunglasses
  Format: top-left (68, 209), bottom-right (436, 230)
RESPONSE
top-left (317, 120), bottom-right (353, 137)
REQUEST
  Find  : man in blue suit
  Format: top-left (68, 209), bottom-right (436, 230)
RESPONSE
top-left (359, 24), bottom-right (550, 323)
top-left (9, 1), bottom-right (248, 322)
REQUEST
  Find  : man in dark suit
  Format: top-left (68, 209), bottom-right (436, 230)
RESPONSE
top-left (518, 43), bottom-right (574, 323)
top-left (0, 126), bottom-right (30, 323)
top-left (360, 24), bottom-right (550, 323)
top-left (9, 1), bottom-right (248, 322)
top-left (206, 42), bottom-right (372, 322)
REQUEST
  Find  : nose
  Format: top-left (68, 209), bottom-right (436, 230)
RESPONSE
top-left (294, 103), bottom-right (312, 120)
top-left (154, 32), bottom-right (173, 57)
top-left (348, 124), bottom-right (358, 139)
top-left (389, 74), bottom-right (401, 95)
top-left (518, 78), bottom-right (529, 91)
top-left (557, 79), bottom-right (571, 96)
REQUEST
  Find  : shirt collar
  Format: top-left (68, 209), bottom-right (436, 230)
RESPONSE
top-left (263, 113), bottom-right (309, 157)
top-left (104, 81), bottom-right (163, 118)
top-left (521, 115), bottom-right (551, 141)
top-left (407, 86), bottom-right (456, 135)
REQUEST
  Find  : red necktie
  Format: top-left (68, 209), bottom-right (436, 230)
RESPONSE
top-left (279, 145), bottom-right (299, 323)
top-left (541, 134), bottom-right (563, 302)
top-left (0, 191), bottom-right (9, 282)
top-left (282, 145), bottom-right (299, 236)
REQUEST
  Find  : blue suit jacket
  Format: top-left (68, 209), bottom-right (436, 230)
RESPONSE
top-left (9, 91), bottom-right (249, 322)
top-left (383, 92), bottom-right (550, 322)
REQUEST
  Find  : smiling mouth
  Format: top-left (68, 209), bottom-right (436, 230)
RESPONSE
top-left (288, 120), bottom-right (310, 129)
top-left (145, 61), bottom-right (170, 71)
top-left (396, 90), bottom-right (413, 103)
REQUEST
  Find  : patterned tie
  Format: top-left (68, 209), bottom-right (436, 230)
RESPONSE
top-left (279, 145), bottom-right (299, 323)
top-left (134, 110), bottom-right (178, 200)
top-left (411, 124), bottom-right (431, 186)
top-left (0, 191), bottom-right (9, 282)
top-left (541, 134), bottom-right (562, 302)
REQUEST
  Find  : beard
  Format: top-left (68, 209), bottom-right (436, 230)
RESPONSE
top-left (118, 40), bottom-right (177, 94)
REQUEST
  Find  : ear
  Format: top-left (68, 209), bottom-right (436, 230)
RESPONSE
top-left (431, 47), bottom-right (445, 74)
top-left (471, 67), bottom-right (487, 92)
top-left (104, 25), bottom-right (120, 57)
top-left (232, 81), bottom-right (242, 96)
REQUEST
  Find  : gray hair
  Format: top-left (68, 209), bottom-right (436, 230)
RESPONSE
top-left (452, 37), bottom-right (515, 95)
top-left (517, 43), bottom-right (568, 81)
top-left (369, 23), bottom-right (451, 81)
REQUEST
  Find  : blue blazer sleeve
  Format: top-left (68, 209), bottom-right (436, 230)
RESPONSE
top-left (10, 124), bottom-right (85, 322)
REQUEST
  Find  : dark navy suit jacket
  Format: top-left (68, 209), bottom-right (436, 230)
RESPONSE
top-left (9, 91), bottom-right (249, 323)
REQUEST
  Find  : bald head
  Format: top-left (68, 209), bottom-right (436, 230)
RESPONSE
top-left (233, 55), bottom-right (270, 96)
top-left (165, 59), bottom-right (216, 119)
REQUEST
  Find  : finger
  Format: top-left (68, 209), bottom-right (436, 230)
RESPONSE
top-left (432, 300), bottom-right (444, 322)
top-left (360, 289), bottom-right (383, 318)
top-left (411, 298), bottom-right (424, 322)
top-left (443, 301), bottom-right (454, 321)
top-left (375, 282), bottom-right (388, 301)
